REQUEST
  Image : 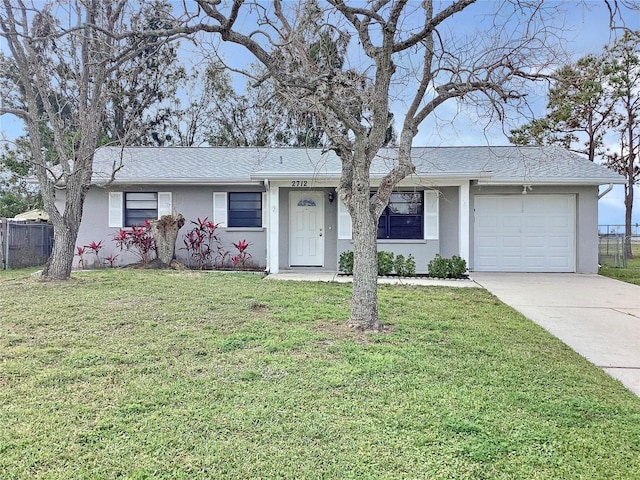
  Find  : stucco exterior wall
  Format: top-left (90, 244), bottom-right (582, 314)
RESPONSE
top-left (72, 181), bottom-right (600, 273)
top-left (75, 185), bottom-right (267, 269)
top-left (438, 186), bottom-right (460, 259)
top-left (469, 184), bottom-right (600, 273)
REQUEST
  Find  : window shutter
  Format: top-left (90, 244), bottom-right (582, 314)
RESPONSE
top-left (262, 192), bottom-right (267, 228)
top-left (157, 192), bottom-right (172, 218)
top-left (337, 199), bottom-right (352, 240)
top-left (424, 190), bottom-right (439, 240)
top-left (108, 192), bottom-right (123, 228)
top-left (213, 192), bottom-right (228, 227)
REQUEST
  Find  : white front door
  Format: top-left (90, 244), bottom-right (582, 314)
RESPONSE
top-left (289, 191), bottom-right (324, 266)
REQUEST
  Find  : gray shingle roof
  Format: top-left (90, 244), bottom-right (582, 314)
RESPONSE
top-left (91, 145), bottom-right (624, 185)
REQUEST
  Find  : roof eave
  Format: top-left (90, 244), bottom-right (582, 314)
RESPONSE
top-left (91, 177), bottom-right (260, 186)
top-left (476, 178), bottom-right (626, 186)
top-left (250, 171), bottom-right (493, 181)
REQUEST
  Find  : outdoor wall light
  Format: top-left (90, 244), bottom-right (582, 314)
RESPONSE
top-left (328, 191), bottom-right (335, 203)
top-left (522, 185), bottom-right (533, 195)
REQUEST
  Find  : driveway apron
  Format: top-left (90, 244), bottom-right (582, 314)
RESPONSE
top-left (471, 273), bottom-right (640, 397)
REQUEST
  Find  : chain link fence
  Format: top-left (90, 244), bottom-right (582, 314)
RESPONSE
top-left (598, 224), bottom-right (640, 268)
top-left (598, 234), bottom-right (627, 267)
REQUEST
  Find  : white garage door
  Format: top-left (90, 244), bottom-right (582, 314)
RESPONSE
top-left (474, 195), bottom-right (576, 272)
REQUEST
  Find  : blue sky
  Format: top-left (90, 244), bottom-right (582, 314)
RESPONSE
top-left (1, 1), bottom-right (638, 226)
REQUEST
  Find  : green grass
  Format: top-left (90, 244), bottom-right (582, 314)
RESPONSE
top-left (1, 269), bottom-right (639, 479)
top-left (599, 243), bottom-right (640, 285)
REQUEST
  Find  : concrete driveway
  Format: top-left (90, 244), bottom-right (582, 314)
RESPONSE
top-left (471, 273), bottom-right (640, 397)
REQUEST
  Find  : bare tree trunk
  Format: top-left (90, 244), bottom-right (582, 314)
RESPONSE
top-left (42, 222), bottom-right (78, 280)
top-left (150, 214), bottom-right (185, 266)
top-left (624, 183), bottom-right (634, 259)
top-left (39, 153), bottom-right (89, 281)
top-left (347, 170), bottom-right (381, 331)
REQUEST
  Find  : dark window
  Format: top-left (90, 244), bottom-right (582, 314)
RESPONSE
top-left (377, 192), bottom-right (423, 239)
top-left (228, 192), bottom-right (261, 227)
top-left (125, 192), bottom-right (157, 227)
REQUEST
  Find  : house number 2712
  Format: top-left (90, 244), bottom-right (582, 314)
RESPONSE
top-left (291, 180), bottom-right (308, 187)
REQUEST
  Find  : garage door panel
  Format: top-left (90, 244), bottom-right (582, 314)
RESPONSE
top-left (525, 197), bottom-right (549, 210)
top-left (550, 256), bottom-right (571, 268)
top-left (477, 255), bottom-right (499, 269)
top-left (549, 235), bottom-right (570, 248)
top-left (503, 255), bottom-right (523, 268)
top-left (478, 236), bottom-right (498, 248)
top-left (478, 215), bottom-right (498, 229)
top-left (554, 196), bottom-right (572, 208)
top-left (503, 235), bottom-right (521, 248)
top-left (501, 197), bottom-right (523, 212)
top-left (549, 215), bottom-right (570, 228)
top-left (525, 236), bottom-right (546, 248)
top-left (502, 216), bottom-right (522, 228)
top-left (474, 195), bottom-right (575, 272)
top-left (524, 256), bottom-right (546, 268)
top-left (525, 215), bottom-right (547, 229)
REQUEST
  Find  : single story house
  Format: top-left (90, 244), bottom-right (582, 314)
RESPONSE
top-left (65, 145), bottom-right (624, 273)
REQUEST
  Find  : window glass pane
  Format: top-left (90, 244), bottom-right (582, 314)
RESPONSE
top-left (126, 192), bottom-right (157, 201)
top-left (228, 192), bottom-right (261, 227)
top-left (231, 200), bottom-right (261, 210)
top-left (125, 192), bottom-right (157, 227)
top-left (377, 191), bottom-right (423, 239)
top-left (377, 216), bottom-right (387, 238)
top-left (125, 199), bottom-right (157, 209)
top-left (388, 193), bottom-right (421, 214)
top-left (230, 193), bottom-right (260, 202)
top-left (228, 211), bottom-right (261, 227)
top-left (389, 216), bottom-right (422, 239)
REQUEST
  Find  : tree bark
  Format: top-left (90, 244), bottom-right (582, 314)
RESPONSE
top-left (42, 222), bottom-right (78, 280)
top-left (346, 163), bottom-right (381, 331)
top-left (150, 214), bottom-right (185, 266)
top-left (624, 179), bottom-right (634, 260)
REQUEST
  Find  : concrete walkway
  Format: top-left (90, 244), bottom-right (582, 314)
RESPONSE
top-left (265, 271), bottom-right (480, 288)
top-left (471, 273), bottom-right (640, 397)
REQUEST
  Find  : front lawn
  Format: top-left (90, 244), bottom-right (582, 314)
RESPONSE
top-left (1, 269), bottom-right (639, 479)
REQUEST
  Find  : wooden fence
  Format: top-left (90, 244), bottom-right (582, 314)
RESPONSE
top-left (0, 220), bottom-right (54, 269)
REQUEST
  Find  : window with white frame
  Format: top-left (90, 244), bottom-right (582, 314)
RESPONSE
top-left (338, 190), bottom-right (438, 240)
top-left (228, 192), bottom-right (262, 227)
top-left (108, 191), bottom-right (172, 228)
top-left (213, 191), bottom-right (266, 228)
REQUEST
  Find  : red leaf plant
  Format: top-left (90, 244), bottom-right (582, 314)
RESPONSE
top-left (231, 239), bottom-right (252, 269)
top-left (75, 246), bottom-right (86, 269)
top-left (182, 217), bottom-right (226, 269)
top-left (104, 254), bottom-right (119, 268)
top-left (112, 220), bottom-right (156, 266)
top-left (85, 240), bottom-right (104, 266)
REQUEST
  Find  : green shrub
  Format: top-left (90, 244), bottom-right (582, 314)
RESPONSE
top-left (393, 254), bottom-right (417, 277)
top-left (450, 255), bottom-right (467, 278)
top-left (338, 251), bottom-right (354, 274)
top-left (404, 254), bottom-right (416, 277)
top-left (340, 250), bottom-right (418, 277)
top-left (428, 254), bottom-right (467, 278)
top-left (377, 251), bottom-right (395, 276)
top-left (394, 254), bottom-right (407, 276)
top-left (428, 254), bottom-right (450, 278)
